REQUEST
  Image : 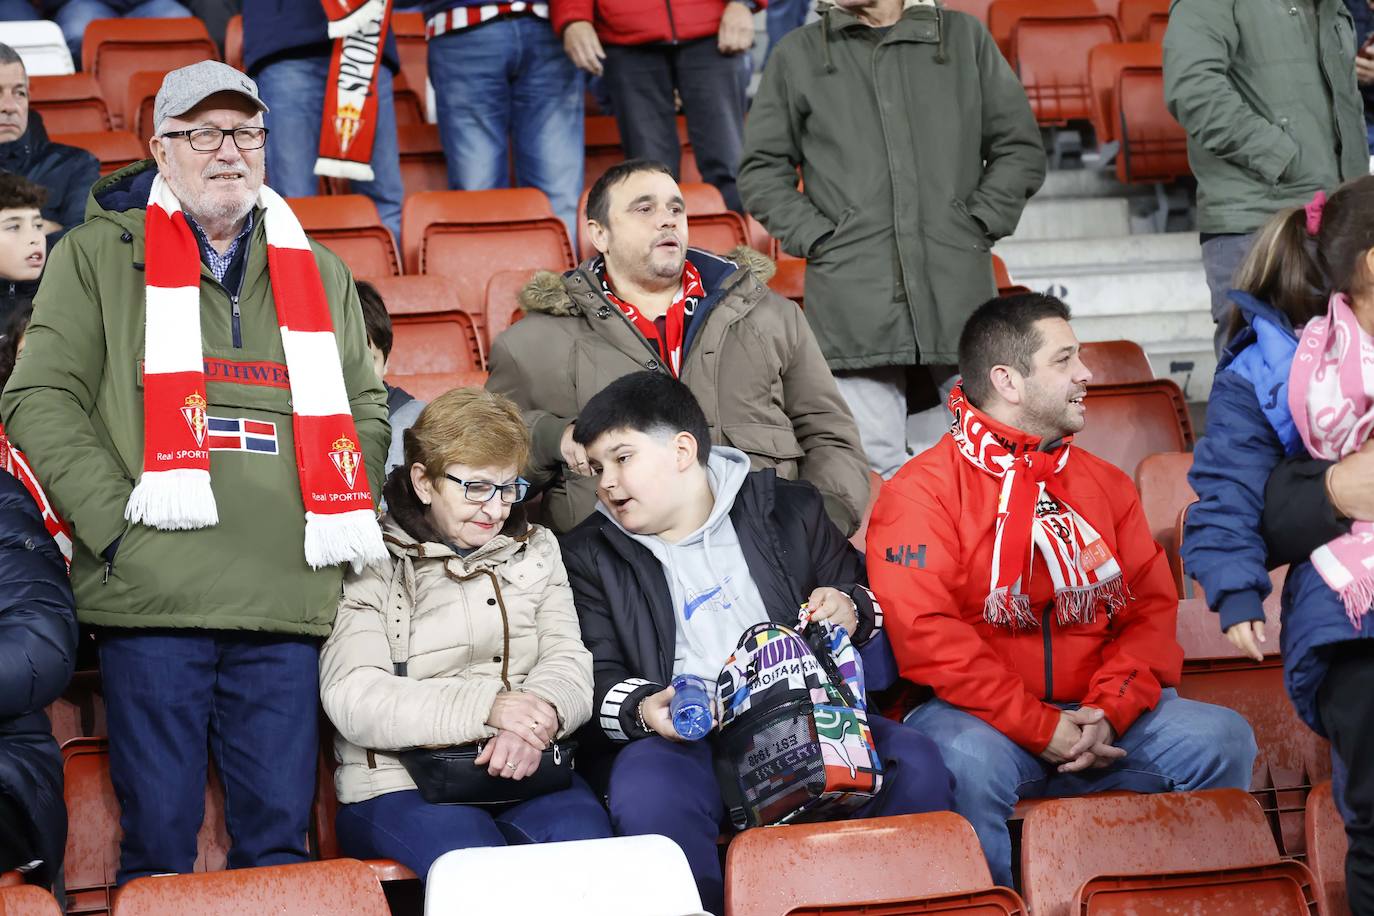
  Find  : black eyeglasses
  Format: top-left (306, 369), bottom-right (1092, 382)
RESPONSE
top-left (442, 474), bottom-right (530, 505)
top-left (160, 126), bottom-right (269, 152)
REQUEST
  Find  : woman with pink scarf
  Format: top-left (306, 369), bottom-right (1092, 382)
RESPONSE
top-left (1183, 176), bottom-right (1374, 914)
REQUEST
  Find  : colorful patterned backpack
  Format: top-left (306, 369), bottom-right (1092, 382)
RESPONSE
top-left (712, 610), bottom-right (884, 829)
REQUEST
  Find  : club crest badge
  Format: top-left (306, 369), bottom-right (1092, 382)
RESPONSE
top-left (329, 435), bottom-right (361, 489)
top-left (180, 392), bottom-right (208, 447)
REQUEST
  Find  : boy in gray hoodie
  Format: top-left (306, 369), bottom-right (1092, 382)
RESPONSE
top-left (559, 371), bottom-right (954, 915)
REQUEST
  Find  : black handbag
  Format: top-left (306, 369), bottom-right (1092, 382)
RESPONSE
top-left (398, 740), bottom-right (576, 806)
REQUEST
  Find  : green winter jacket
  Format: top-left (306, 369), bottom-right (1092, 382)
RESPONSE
top-left (738, 4), bottom-right (1046, 368)
top-left (1164, 0), bottom-right (1369, 235)
top-left (0, 161), bottom-right (390, 636)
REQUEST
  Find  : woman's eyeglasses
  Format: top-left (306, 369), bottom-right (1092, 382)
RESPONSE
top-left (442, 474), bottom-right (530, 504)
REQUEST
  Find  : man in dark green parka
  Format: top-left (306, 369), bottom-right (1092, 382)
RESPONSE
top-left (739, 0), bottom-right (1045, 477)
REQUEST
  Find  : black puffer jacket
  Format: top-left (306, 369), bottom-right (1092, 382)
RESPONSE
top-left (0, 111), bottom-right (100, 246)
top-left (0, 468), bottom-right (77, 886)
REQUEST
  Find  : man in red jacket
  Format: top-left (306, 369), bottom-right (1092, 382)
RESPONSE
top-left (867, 292), bottom-right (1257, 888)
top-left (554, 0), bottom-right (760, 213)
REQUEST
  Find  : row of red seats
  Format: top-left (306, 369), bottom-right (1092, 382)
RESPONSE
top-left (948, 0), bottom-right (1169, 48)
top-left (1, 785), bottom-right (1348, 915)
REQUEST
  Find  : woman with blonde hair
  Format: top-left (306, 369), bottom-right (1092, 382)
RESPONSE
top-left (320, 387), bottom-right (610, 879)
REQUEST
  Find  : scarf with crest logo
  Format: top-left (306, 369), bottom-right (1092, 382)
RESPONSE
top-left (316, 0), bottom-right (393, 182)
top-left (948, 385), bottom-right (1128, 630)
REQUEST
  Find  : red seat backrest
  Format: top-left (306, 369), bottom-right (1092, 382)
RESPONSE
top-left (50, 130), bottom-right (145, 176)
top-left (396, 123), bottom-right (448, 199)
top-left (1133, 450), bottom-right (1192, 591)
top-left (223, 14), bottom-right (242, 70)
top-left (392, 11), bottom-right (428, 116)
top-left (126, 70), bottom-right (168, 147)
top-left (0, 885), bottom-right (64, 915)
top-left (111, 860), bottom-right (390, 916)
top-left (1115, 66), bottom-right (1190, 184)
top-left (27, 73), bottom-right (110, 133)
top-left (1117, 0), bottom-right (1169, 40)
top-left (1144, 12), bottom-right (1169, 42)
top-left (1072, 379), bottom-right (1194, 477)
top-left (392, 73), bottom-right (425, 127)
top-left (1086, 42), bottom-right (1162, 144)
top-left (1305, 781), bottom-right (1351, 916)
top-left (481, 268), bottom-right (532, 352)
top-left (768, 258), bottom-right (805, 308)
top-left (583, 115), bottom-right (624, 190)
top-left (364, 274), bottom-right (485, 376)
top-left (1014, 16), bottom-right (1123, 125)
top-left (988, 0), bottom-right (1099, 57)
top-left (942, 0), bottom-right (998, 25)
top-left (1073, 862), bottom-right (1320, 915)
top-left (725, 812), bottom-right (997, 916)
top-left (289, 194), bottom-right (401, 278)
top-left (1021, 789), bottom-right (1279, 916)
top-left (1078, 339), bottom-right (1153, 385)
top-left (81, 18), bottom-right (217, 129)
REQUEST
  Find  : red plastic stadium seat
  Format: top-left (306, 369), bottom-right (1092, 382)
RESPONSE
top-left (1174, 596), bottom-right (1283, 665)
top-left (309, 733), bottom-right (417, 885)
top-left (52, 130), bottom-right (144, 176)
top-left (1020, 789), bottom-right (1282, 916)
top-left (941, 0), bottom-right (997, 25)
top-left (682, 183), bottom-right (749, 256)
top-left (111, 860), bottom-right (389, 916)
top-left (27, 73), bottom-right (110, 133)
top-left (392, 72), bottom-right (425, 127)
top-left (1072, 379), bottom-right (1193, 477)
top-left (1079, 339), bottom-right (1153, 385)
top-left (784, 890), bottom-right (1027, 915)
top-left (402, 189), bottom-right (576, 312)
top-left (1115, 66), bottom-right (1190, 184)
top-left (63, 739), bottom-right (230, 916)
top-left (363, 275), bottom-right (485, 378)
top-left (1015, 16), bottom-right (1123, 126)
top-left (583, 114), bottom-right (625, 190)
top-left (1143, 13), bottom-right (1168, 42)
top-left (81, 18), bottom-right (217, 129)
top-left (223, 14), bottom-right (242, 70)
top-left (46, 669), bottom-right (105, 747)
top-left (726, 812), bottom-right (1016, 916)
top-left (768, 258), bottom-right (805, 309)
top-left (988, 0), bottom-right (1099, 59)
top-left (0, 875), bottom-right (20, 888)
top-left (1305, 781), bottom-right (1351, 916)
top-left (1133, 450), bottom-right (1191, 591)
top-left (289, 194), bottom-right (401, 277)
top-left (1087, 42), bottom-right (1162, 145)
top-left (392, 12), bottom-right (428, 115)
top-left (1117, 0), bottom-right (1169, 40)
top-left (481, 269), bottom-right (531, 351)
top-left (1074, 862), bottom-right (1319, 914)
top-left (397, 123), bottom-right (448, 198)
top-left (126, 70), bottom-right (167, 147)
top-left (0, 886), bottom-right (63, 915)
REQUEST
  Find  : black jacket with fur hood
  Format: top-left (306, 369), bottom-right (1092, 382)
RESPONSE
top-left (485, 246), bottom-right (870, 536)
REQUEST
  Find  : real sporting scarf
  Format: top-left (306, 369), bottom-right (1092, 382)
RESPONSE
top-left (948, 385), bottom-right (1127, 630)
top-left (128, 172), bottom-right (386, 571)
top-left (1288, 292), bottom-right (1374, 627)
top-left (595, 257), bottom-right (706, 376)
top-left (316, 0), bottom-right (393, 183)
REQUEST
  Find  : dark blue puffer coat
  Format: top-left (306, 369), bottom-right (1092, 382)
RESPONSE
top-left (0, 468), bottom-right (77, 886)
top-left (1183, 291), bottom-right (1374, 734)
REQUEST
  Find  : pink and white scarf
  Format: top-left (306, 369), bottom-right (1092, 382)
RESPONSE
top-left (1288, 292), bottom-right (1374, 626)
top-left (128, 172), bottom-right (386, 570)
top-left (949, 385), bottom-right (1128, 630)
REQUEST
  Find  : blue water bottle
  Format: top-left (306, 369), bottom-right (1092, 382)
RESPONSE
top-left (670, 673), bottom-right (713, 741)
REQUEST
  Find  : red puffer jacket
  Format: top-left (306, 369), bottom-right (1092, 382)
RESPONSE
top-left (550, 0), bottom-right (764, 46)
top-left (866, 416), bottom-right (1182, 755)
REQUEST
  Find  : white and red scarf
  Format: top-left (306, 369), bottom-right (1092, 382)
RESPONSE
top-left (128, 173), bottom-right (386, 571)
top-left (317, 0), bottom-right (393, 182)
top-left (0, 429), bottom-right (72, 570)
top-left (948, 385), bottom-right (1128, 630)
top-left (1289, 292), bottom-right (1374, 627)
top-left (596, 258), bottom-right (706, 377)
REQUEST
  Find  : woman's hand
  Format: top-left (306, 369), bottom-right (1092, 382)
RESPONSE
top-left (487, 691), bottom-right (559, 750)
top-left (805, 587), bottom-right (859, 634)
top-left (1224, 620), bottom-right (1267, 662)
top-left (474, 730), bottom-right (544, 779)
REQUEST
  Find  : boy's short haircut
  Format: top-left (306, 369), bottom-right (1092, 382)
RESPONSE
top-left (0, 174), bottom-right (46, 213)
top-left (355, 280), bottom-right (392, 360)
top-left (573, 371), bottom-right (712, 466)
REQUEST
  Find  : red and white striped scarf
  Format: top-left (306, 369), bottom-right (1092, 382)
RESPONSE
top-left (948, 385), bottom-right (1127, 630)
top-left (0, 429), bottom-right (72, 569)
top-left (317, 0), bottom-right (393, 182)
top-left (127, 172), bottom-right (385, 571)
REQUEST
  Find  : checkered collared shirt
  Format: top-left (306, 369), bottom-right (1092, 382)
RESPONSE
top-left (188, 211), bottom-right (254, 284)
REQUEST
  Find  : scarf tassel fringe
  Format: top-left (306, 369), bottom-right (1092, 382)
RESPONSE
top-left (305, 509), bottom-right (388, 571)
top-left (984, 589), bottom-right (1039, 631)
top-left (1337, 576), bottom-right (1374, 630)
top-left (125, 469), bottom-right (219, 530)
top-left (1054, 575), bottom-right (1128, 627)
top-left (314, 158), bottom-right (376, 182)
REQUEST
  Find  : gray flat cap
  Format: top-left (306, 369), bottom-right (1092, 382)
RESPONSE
top-left (153, 60), bottom-right (269, 132)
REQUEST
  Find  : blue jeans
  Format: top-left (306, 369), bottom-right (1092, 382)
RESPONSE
top-left (765, 0), bottom-right (811, 64)
top-left (98, 629), bottom-right (321, 885)
top-left (0, 0), bottom-right (38, 20)
top-left (55, 0), bottom-right (192, 63)
top-left (427, 16), bottom-right (584, 239)
top-left (254, 56), bottom-right (404, 243)
top-left (335, 777), bottom-right (613, 882)
top-left (905, 688), bottom-right (1258, 888)
top-left (608, 714), bottom-right (954, 916)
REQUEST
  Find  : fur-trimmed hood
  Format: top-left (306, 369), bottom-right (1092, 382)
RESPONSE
top-left (518, 244), bottom-right (777, 317)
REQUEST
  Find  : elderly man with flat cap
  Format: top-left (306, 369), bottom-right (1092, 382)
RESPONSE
top-left (0, 60), bottom-right (389, 882)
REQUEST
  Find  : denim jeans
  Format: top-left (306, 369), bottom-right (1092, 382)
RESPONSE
top-left (98, 629), bottom-right (321, 885)
top-left (601, 38), bottom-right (749, 213)
top-left (335, 778), bottom-right (613, 883)
top-left (254, 55), bottom-right (404, 243)
top-left (765, 0), bottom-right (811, 64)
top-left (1200, 231), bottom-right (1257, 357)
top-left (54, 0), bottom-right (192, 63)
top-left (0, 0), bottom-right (39, 20)
top-left (905, 688), bottom-right (1258, 888)
top-left (608, 715), bottom-right (955, 915)
top-left (427, 16), bottom-right (584, 239)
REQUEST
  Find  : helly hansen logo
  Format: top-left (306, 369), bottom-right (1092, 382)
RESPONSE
top-left (885, 544), bottom-right (926, 568)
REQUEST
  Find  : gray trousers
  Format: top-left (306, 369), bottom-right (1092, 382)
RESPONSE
top-left (1200, 232), bottom-right (1257, 357)
top-left (833, 366), bottom-right (957, 478)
